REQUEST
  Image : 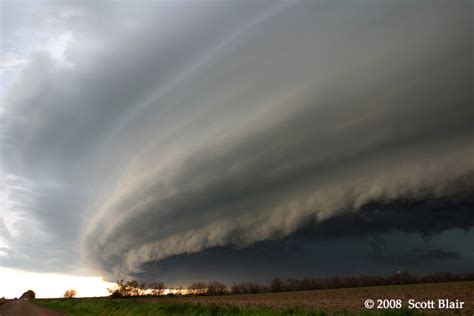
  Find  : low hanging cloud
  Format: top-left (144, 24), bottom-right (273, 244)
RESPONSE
top-left (1, 0), bottom-right (473, 280)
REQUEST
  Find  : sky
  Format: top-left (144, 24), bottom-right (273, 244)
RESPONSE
top-left (0, 0), bottom-right (473, 298)
top-left (0, 267), bottom-right (113, 298)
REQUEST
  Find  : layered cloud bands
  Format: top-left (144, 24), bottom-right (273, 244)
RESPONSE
top-left (1, 1), bottom-right (473, 280)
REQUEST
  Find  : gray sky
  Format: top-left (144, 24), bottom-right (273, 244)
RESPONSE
top-left (1, 0), bottom-right (473, 285)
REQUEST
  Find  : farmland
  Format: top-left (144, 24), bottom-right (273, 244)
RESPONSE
top-left (35, 281), bottom-right (473, 315)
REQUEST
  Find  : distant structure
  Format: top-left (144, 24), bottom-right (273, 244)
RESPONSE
top-left (20, 290), bottom-right (35, 300)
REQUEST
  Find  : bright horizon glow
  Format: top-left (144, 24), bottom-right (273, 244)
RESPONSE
top-left (0, 267), bottom-right (114, 299)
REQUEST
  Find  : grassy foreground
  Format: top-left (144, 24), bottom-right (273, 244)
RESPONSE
top-left (35, 297), bottom-right (423, 316)
top-left (36, 298), bottom-right (320, 316)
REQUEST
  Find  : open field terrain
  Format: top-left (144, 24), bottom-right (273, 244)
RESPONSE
top-left (155, 281), bottom-right (474, 313)
top-left (34, 281), bottom-right (473, 315)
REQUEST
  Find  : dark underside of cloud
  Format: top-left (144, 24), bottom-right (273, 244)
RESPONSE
top-left (1, 0), bottom-right (473, 282)
top-left (133, 194), bottom-right (474, 285)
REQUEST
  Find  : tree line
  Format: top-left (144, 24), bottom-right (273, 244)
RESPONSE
top-left (107, 271), bottom-right (474, 298)
top-left (268, 272), bottom-right (474, 292)
top-left (108, 280), bottom-right (166, 298)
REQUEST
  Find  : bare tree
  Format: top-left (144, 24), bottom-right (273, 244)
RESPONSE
top-left (271, 278), bottom-right (283, 292)
top-left (176, 286), bottom-right (184, 296)
top-left (107, 279), bottom-right (144, 297)
top-left (127, 280), bottom-right (141, 296)
top-left (230, 283), bottom-right (244, 294)
top-left (206, 281), bottom-right (227, 295)
top-left (149, 282), bottom-right (166, 296)
top-left (63, 289), bottom-right (77, 298)
top-left (188, 282), bottom-right (207, 295)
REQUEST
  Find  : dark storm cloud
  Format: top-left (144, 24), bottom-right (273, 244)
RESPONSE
top-left (132, 197), bottom-right (474, 285)
top-left (1, 0), bottom-right (473, 280)
top-left (135, 237), bottom-right (473, 286)
top-left (374, 247), bottom-right (463, 263)
top-left (293, 192), bottom-right (474, 240)
top-left (368, 242), bottom-right (464, 267)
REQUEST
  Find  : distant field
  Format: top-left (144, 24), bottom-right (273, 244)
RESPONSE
top-left (154, 281), bottom-right (474, 313)
top-left (36, 281), bottom-right (473, 315)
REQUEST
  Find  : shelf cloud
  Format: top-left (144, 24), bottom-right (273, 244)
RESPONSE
top-left (1, 0), bottom-right (473, 283)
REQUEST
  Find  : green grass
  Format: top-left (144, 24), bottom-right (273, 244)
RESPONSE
top-left (35, 298), bottom-right (425, 316)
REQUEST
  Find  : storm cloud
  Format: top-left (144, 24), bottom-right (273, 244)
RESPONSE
top-left (1, 0), bottom-right (473, 283)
